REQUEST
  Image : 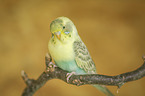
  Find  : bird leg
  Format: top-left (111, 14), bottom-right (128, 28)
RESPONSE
top-left (66, 72), bottom-right (76, 82)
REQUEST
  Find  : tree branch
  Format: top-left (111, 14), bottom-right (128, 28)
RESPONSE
top-left (21, 54), bottom-right (145, 96)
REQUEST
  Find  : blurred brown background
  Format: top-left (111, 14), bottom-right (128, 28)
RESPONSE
top-left (0, 0), bottom-right (145, 96)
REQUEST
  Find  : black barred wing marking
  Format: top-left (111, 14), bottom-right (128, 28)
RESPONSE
top-left (73, 40), bottom-right (96, 74)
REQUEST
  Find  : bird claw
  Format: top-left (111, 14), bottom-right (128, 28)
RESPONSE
top-left (46, 62), bottom-right (57, 72)
top-left (66, 72), bottom-right (76, 82)
top-left (49, 62), bottom-right (57, 68)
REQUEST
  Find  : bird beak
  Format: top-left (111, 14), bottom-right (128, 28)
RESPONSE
top-left (54, 31), bottom-right (61, 40)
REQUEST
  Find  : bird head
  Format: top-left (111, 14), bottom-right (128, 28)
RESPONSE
top-left (50, 17), bottom-right (78, 43)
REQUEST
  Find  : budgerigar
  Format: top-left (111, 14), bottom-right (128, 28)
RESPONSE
top-left (48, 17), bottom-right (114, 96)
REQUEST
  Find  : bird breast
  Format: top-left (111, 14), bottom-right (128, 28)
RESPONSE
top-left (48, 38), bottom-right (75, 62)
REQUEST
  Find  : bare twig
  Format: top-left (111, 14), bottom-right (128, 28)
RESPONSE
top-left (21, 54), bottom-right (145, 96)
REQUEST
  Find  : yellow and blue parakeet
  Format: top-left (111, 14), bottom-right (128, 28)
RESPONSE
top-left (48, 17), bottom-right (114, 96)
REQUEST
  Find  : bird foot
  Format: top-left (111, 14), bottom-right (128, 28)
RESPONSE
top-left (66, 72), bottom-right (76, 82)
top-left (45, 62), bottom-right (57, 72)
top-left (48, 62), bottom-right (57, 68)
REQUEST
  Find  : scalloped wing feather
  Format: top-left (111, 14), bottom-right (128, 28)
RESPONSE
top-left (73, 39), bottom-right (96, 74)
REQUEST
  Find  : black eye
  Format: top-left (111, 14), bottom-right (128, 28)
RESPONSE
top-left (63, 26), bottom-right (65, 29)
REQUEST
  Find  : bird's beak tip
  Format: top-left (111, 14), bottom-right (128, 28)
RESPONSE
top-left (55, 31), bottom-right (61, 40)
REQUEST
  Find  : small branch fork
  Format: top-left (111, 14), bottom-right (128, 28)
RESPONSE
top-left (21, 54), bottom-right (145, 96)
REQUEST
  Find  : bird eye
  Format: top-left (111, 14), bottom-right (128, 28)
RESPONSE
top-left (63, 26), bottom-right (65, 29)
top-left (64, 31), bottom-right (70, 34)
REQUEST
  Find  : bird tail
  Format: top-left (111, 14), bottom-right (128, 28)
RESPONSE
top-left (92, 85), bottom-right (114, 96)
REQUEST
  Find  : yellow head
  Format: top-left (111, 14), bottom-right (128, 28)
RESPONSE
top-left (50, 17), bottom-right (78, 43)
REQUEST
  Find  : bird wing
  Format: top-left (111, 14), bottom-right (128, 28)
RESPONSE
top-left (73, 39), bottom-right (96, 74)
